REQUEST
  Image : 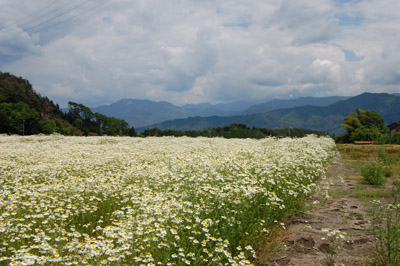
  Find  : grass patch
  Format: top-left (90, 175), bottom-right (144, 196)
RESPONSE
top-left (353, 188), bottom-right (393, 200)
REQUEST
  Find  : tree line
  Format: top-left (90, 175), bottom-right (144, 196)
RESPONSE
top-left (0, 72), bottom-right (135, 136)
top-left (141, 108), bottom-right (400, 143)
top-left (140, 123), bottom-right (327, 138)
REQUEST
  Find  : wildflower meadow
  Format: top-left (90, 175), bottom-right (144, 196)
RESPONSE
top-left (0, 135), bottom-right (336, 265)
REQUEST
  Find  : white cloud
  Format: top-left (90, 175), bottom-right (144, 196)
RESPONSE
top-left (309, 59), bottom-right (341, 84)
top-left (1, 0), bottom-right (400, 107)
top-left (160, 27), bottom-right (219, 92)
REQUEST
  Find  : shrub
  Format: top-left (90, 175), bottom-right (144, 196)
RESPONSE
top-left (385, 132), bottom-right (400, 145)
top-left (361, 161), bottom-right (386, 186)
top-left (377, 150), bottom-right (397, 177)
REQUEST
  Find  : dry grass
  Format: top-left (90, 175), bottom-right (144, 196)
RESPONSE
top-left (337, 144), bottom-right (400, 161)
top-left (254, 225), bottom-right (291, 265)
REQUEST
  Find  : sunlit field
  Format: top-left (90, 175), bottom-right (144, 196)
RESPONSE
top-left (0, 135), bottom-right (336, 265)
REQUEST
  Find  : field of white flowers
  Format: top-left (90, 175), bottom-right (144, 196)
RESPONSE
top-left (0, 135), bottom-right (336, 266)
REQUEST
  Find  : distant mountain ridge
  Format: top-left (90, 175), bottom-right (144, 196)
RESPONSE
top-left (91, 99), bottom-right (263, 127)
top-left (92, 99), bottom-right (189, 128)
top-left (138, 93), bottom-right (400, 134)
top-left (92, 96), bottom-right (349, 128)
top-left (240, 96), bottom-right (350, 115)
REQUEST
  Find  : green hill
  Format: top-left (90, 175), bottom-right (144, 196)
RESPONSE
top-left (0, 72), bottom-right (134, 136)
top-left (91, 96), bottom-right (347, 128)
top-left (240, 96), bottom-right (349, 115)
top-left (139, 93), bottom-right (400, 134)
top-left (92, 99), bottom-right (192, 128)
top-left (91, 99), bottom-right (252, 127)
top-left (0, 72), bottom-right (75, 135)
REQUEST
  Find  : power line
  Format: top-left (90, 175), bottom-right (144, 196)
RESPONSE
top-left (21, 0), bottom-right (92, 33)
top-left (17, 0), bottom-right (64, 23)
top-left (28, 0), bottom-right (110, 35)
top-left (0, 0), bottom-right (109, 42)
top-left (0, 0), bottom-right (66, 33)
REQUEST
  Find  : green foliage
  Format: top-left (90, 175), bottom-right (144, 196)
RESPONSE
top-left (141, 123), bottom-right (327, 139)
top-left (342, 108), bottom-right (386, 143)
top-left (342, 112), bottom-right (362, 134)
top-left (385, 132), bottom-right (400, 144)
top-left (370, 192), bottom-right (400, 265)
top-left (377, 150), bottom-right (397, 177)
top-left (212, 123), bottom-right (266, 139)
top-left (0, 72), bottom-right (43, 111)
top-left (356, 108), bottom-right (385, 130)
top-left (349, 127), bottom-right (385, 143)
top-left (360, 161), bottom-right (386, 186)
top-left (0, 72), bottom-right (136, 136)
top-left (66, 101), bottom-right (136, 136)
top-left (0, 72), bottom-right (72, 135)
top-left (0, 102), bottom-right (41, 134)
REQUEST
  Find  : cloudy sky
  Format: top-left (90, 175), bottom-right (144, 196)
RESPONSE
top-left (1, 0), bottom-right (399, 107)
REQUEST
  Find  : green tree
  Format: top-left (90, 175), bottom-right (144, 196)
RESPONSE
top-left (342, 112), bottom-right (362, 135)
top-left (341, 108), bottom-right (385, 143)
top-left (0, 102), bottom-right (41, 134)
top-left (65, 102), bottom-right (136, 136)
top-left (356, 108), bottom-right (384, 130)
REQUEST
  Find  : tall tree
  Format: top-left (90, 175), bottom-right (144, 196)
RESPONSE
top-left (341, 108), bottom-right (385, 142)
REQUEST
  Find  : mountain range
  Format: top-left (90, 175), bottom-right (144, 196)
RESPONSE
top-left (239, 96), bottom-right (350, 115)
top-left (92, 96), bottom-right (349, 128)
top-left (134, 93), bottom-right (400, 134)
top-left (91, 93), bottom-right (400, 134)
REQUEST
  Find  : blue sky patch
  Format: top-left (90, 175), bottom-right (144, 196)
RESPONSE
top-left (343, 48), bottom-right (364, 61)
top-left (336, 0), bottom-right (352, 4)
top-left (224, 22), bottom-right (251, 29)
top-left (335, 0), bottom-right (360, 5)
top-left (102, 17), bottom-right (112, 23)
top-left (335, 14), bottom-right (364, 26)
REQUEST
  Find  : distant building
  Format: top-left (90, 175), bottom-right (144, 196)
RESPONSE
top-left (387, 121), bottom-right (400, 135)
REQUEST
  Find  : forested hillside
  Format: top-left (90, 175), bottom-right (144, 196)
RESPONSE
top-left (141, 93), bottom-right (400, 134)
top-left (0, 72), bottom-right (135, 136)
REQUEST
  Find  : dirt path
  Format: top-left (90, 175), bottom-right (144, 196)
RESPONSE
top-left (263, 156), bottom-right (377, 266)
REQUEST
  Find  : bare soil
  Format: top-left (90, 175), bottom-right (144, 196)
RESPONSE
top-left (257, 145), bottom-right (400, 266)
